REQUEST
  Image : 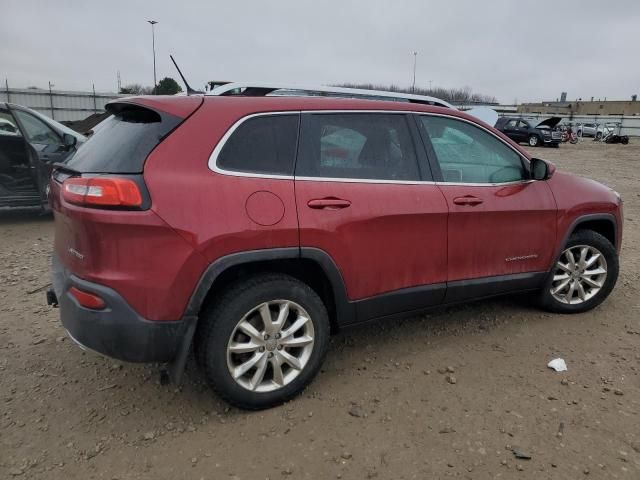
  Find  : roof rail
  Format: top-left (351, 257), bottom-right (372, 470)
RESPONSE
top-left (206, 82), bottom-right (454, 109)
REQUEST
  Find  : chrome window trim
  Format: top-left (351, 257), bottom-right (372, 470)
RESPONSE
top-left (208, 110), bottom-right (532, 187)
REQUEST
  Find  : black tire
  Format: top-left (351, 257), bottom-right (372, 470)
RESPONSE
top-left (195, 273), bottom-right (330, 410)
top-left (596, 131), bottom-right (603, 140)
top-left (528, 135), bottom-right (540, 147)
top-left (539, 230), bottom-right (618, 314)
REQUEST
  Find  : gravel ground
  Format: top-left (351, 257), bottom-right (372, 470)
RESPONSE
top-left (1, 140), bottom-right (639, 479)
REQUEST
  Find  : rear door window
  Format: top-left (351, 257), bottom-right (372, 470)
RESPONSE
top-left (297, 113), bottom-right (421, 181)
top-left (216, 114), bottom-right (299, 176)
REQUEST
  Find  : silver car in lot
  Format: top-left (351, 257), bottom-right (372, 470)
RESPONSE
top-left (577, 122), bottom-right (599, 137)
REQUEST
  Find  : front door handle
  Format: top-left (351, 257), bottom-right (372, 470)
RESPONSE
top-left (307, 197), bottom-right (351, 210)
top-left (453, 195), bottom-right (483, 206)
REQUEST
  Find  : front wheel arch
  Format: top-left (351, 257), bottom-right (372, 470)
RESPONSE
top-left (554, 215), bottom-right (617, 263)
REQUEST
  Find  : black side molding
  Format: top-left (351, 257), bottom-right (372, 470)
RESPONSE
top-left (186, 249), bottom-right (555, 330)
top-left (444, 272), bottom-right (547, 303)
top-left (355, 282), bottom-right (446, 322)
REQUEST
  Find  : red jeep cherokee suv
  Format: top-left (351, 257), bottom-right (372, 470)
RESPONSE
top-left (48, 87), bottom-right (622, 409)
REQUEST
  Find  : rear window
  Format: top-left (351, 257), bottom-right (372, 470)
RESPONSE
top-left (216, 114), bottom-right (299, 176)
top-left (65, 104), bottom-right (181, 173)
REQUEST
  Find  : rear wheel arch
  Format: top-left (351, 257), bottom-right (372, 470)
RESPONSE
top-left (186, 248), bottom-right (352, 334)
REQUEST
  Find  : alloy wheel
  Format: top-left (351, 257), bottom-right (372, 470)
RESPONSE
top-left (550, 245), bottom-right (607, 304)
top-left (226, 300), bottom-right (315, 392)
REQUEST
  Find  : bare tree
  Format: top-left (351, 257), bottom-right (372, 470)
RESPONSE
top-left (336, 83), bottom-right (497, 105)
top-left (119, 84), bottom-right (154, 95)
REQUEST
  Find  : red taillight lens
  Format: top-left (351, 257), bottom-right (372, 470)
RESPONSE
top-left (62, 177), bottom-right (142, 208)
top-left (69, 287), bottom-right (107, 310)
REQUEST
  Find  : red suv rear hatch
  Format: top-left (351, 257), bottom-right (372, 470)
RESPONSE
top-left (50, 96), bottom-right (205, 321)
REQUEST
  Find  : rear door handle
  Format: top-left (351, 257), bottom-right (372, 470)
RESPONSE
top-left (307, 198), bottom-right (351, 210)
top-left (453, 195), bottom-right (483, 206)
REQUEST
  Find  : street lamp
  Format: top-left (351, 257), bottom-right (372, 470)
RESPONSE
top-left (147, 20), bottom-right (158, 94)
top-left (48, 81), bottom-right (55, 119)
top-left (411, 51), bottom-right (417, 93)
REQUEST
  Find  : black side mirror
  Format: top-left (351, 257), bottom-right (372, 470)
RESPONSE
top-left (531, 158), bottom-right (549, 180)
top-left (62, 133), bottom-right (77, 149)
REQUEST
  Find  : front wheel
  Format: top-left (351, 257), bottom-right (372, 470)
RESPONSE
top-left (539, 230), bottom-right (618, 313)
top-left (196, 274), bottom-right (330, 409)
top-left (528, 135), bottom-right (540, 147)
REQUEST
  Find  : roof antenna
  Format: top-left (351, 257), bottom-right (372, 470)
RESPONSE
top-left (170, 54), bottom-right (203, 95)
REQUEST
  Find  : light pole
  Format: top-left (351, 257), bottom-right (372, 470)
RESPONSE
top-left (411, 51), bottom-right (417, 93)
top-left (48, 81), bottom-right (55, 119)
top-left (147, 20), bottom-right (158, 94)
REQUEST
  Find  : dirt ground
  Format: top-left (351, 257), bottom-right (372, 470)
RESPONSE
top-left (1, 139), bottom-right (639, 480)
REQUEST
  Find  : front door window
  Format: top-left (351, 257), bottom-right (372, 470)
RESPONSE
top-left (420, 115), bottom-right (526, 184)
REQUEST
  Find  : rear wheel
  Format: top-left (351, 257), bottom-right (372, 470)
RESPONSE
top-left (539, 230), bottom-right (618, 313)
top-left (196, 274), bottom-right (330, 409)
top-left (528, 135), bottom-right (540, 147)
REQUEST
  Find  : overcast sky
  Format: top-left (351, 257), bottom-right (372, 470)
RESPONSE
top-left (1, 0), bottom-right (638, 103)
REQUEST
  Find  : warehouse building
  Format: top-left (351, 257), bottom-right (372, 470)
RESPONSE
top-left (0, 86), bottom-right (125, 122)
top-left (519, 97), bottom-right (640, 116)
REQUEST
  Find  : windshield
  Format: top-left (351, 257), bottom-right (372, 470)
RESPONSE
top-left (25, 107), bottom-right (87, 143)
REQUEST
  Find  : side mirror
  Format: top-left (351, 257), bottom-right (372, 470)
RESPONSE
top-left (531, 158), bottom-right (550, 180)
top-left (62, 133), bottom-right (77, 149)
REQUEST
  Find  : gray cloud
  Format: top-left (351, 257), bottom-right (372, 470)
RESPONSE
top-left (1, 0), bottom-right (638, 103)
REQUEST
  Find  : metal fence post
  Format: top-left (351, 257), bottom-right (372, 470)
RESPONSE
top-left (92, 83), bottom-right (97, 113)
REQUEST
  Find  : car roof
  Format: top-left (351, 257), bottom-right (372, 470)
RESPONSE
top-left (200, 95), bottom-right (476, 120)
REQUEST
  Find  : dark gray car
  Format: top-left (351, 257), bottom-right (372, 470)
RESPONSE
top-left (0, 103), bottom-right (85, 211)
top-left (495, 116), bottom-right (563, 147)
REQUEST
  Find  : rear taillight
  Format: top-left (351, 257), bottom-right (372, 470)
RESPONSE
top-left (62, 177), bottom-right (142, 208)
top-left (69, 287), bottom-right (106, 310)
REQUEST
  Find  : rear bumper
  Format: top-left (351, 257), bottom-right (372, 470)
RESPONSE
top-left (51, 254), bottom-right (190, 363)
